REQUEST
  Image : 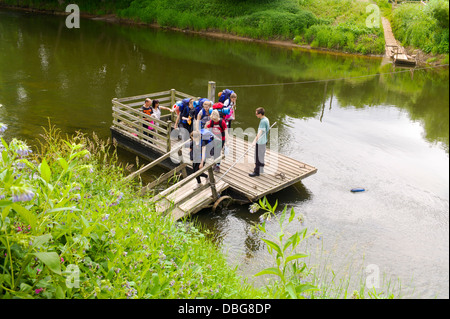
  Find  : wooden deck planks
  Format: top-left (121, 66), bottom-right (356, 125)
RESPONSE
top-left (156, 178), bottom-right (230, 220)
top-left (167, 133), bottom-right (317, 202)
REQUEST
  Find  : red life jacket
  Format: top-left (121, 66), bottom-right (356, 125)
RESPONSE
top-left (206, 119), bottom-right (227, 141)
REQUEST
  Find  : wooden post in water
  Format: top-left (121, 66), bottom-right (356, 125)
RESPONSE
top-left (208, 81), bottom-right (216, 103)
top-left (207, 166), bottom-right (218, 201)
top-left (112, 98), bottom-right (119, 123)
top-left (320, 81), bottom-right (328, 122)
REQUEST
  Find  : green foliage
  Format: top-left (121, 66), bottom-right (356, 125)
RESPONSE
top-left (0, 0), bottom-right (133, 13)
top-left (0, 124), bottom-right (261, 299)
top-left (252, 198), bottom-right (320, 299)
top-left (425, 0), bottom-right (449, 28)
top-left (301, 23), bottom-right (384, 54)
top-left (2, 0), bottom-right (448, 56)
top-left (229, 9), bottom-right (317, 39)
top-left (297, 0), bottom-right (385, 55)
top-left (116, 0), bottom-right (319, 40)
top-left (391, 1), bottom-right (449, 54)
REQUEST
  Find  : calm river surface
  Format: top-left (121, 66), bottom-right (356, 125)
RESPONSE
top-left (0, 8), bottom-right (448, 298)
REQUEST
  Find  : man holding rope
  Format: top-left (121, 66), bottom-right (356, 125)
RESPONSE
top-left (249, 107), bottom-right (270, 177)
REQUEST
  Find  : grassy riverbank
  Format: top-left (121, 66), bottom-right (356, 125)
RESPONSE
top-left (0, 125), bottom-right (263, 298)
top-left (295, 0), bottom-right (385, 55)
top-left (389, 0), bottom-right (449, 64)
top-left (0, 0), bottom-right (384, 55)
top-left (1, 0), bottom-right (448, 60)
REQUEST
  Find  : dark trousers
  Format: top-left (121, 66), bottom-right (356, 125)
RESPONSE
top-left (193, 162), bottom-right (208, 184)
top-left (254, 143), bottom-right (266, 174)
top-left (178, 122), bottom-right (193, 141)
top-left (143, 123), bottom-right (153, 143)
top-left (226, 120), bottom-right (232, 132)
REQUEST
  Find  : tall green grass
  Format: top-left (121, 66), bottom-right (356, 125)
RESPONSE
top-left (296, 0), bottom-right (385, 54)
top-left (0, 0), bottom-right (133, 14)
top-left (391, 0), bottom-right (449, 54)
top-left (118, 0), bottom-right (319, 40)
top-left (0, 124), bottom-right (263, 298)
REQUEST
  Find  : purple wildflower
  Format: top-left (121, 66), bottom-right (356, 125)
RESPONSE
top-left (16, 147), bottom-right (32, 157)
top-left (15, 161), bottom-right (26, 169)
top-left (11, 186), bottom-right (35, 202)
top-left (249, 203), bottom-right (260, 214)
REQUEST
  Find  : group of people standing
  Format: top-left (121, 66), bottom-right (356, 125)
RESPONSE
top-left (141, 90), bottom-right (269, 190)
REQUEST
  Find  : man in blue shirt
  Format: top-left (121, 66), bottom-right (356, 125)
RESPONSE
top-left (250, 107), bottom-right (270, 177)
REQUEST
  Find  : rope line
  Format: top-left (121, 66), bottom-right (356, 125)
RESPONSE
top-left (215, 64), bottom-right (449, 88)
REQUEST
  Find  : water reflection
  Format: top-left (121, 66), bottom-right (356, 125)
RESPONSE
top-left (195, 182), bottom-right (313, 262)
top-left (1, 8), bottom-right (447, 151)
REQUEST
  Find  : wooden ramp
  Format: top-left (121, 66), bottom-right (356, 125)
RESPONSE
top-left (155, 179), bottom-right (230, 221)
top-left (151, 155), bottom-right (230, 221)
top-left (111, 85), bottom-right (317, 221)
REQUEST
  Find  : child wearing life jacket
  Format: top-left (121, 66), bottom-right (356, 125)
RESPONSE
top-left (196, 100), bottom-right (212, 131)
top-left (205, 110), bottom-right (229, 173)
top-left (223, 92), bottom-right (237, 132)
top-left (140, 98), bottom-right (154, 139)
top-left (174, 98), bottom-right (194, 141)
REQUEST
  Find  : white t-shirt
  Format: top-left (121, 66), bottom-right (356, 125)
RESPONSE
top-left (151, 107), bottom-right (161, 120)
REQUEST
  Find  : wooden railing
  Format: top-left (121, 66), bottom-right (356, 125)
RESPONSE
top-left (124, 139), bottom-right (191, 182)
top-left (112, 89), bottom-right (198, 152)
top-left (153, 155), bottom-right (225, 209)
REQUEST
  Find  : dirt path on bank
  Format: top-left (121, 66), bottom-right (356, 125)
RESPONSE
top-left (381, 16), bottom-right (407, 57)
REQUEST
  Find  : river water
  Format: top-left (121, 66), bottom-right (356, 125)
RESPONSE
top-left (0, 8), bottom-right (448, 298)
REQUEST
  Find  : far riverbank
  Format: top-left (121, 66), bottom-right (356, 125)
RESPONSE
top-left (0, 1), bottom-right (447, 66)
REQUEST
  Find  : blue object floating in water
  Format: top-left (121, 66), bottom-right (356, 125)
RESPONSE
top-left (351, 188), bottom-right (365, 192)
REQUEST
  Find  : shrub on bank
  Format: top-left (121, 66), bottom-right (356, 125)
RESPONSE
top-left (117, 0), bottom-right (319, 40)
top-left (297, 0), bottom-right (385, 55)
top-left (301, 24), bottom-right (384, 54)
top-left (391, 0), bottom-right (449, 54)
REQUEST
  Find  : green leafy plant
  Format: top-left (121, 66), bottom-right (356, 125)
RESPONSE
top-left (391, 1), bottom-right (449, 54)
top-left (253, 197), bottom-right (321, 299)
top-left (0, 123), bottom-right (263, 299)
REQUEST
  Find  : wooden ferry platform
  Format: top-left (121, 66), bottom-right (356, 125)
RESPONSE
top-left (111, 82), bottom-right (317, 220)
